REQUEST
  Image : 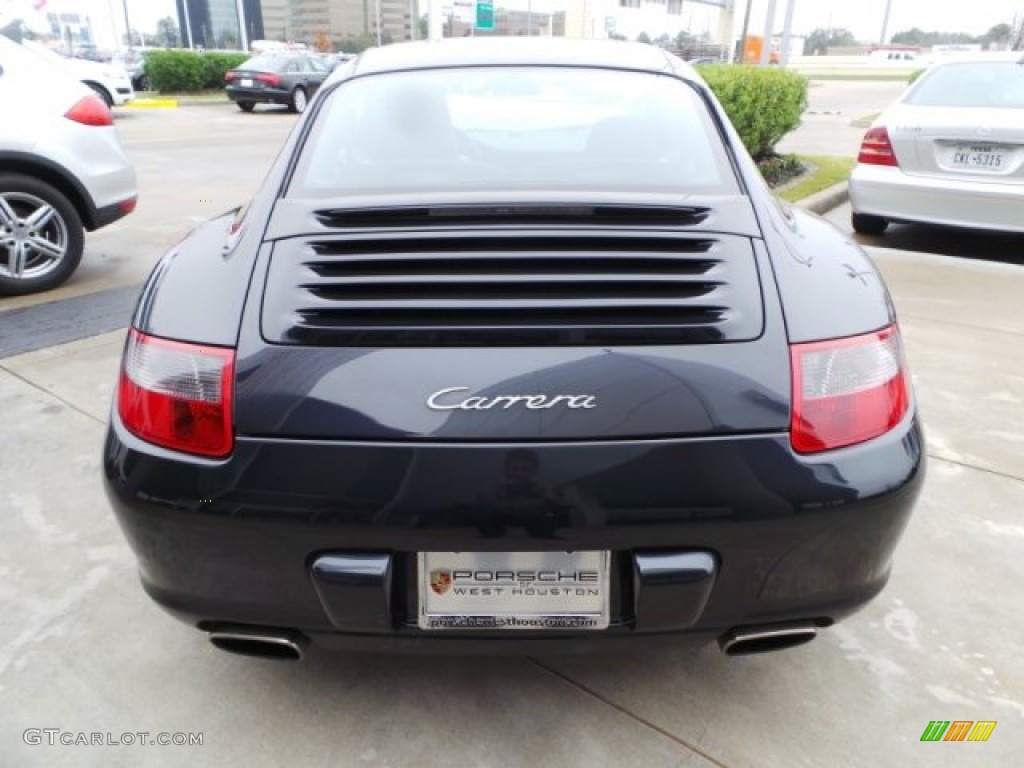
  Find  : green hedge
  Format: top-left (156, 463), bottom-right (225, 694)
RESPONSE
top-left (144, 50), bottom-right (250, 93)
top-left (697, 65), bottom-right (808, 158)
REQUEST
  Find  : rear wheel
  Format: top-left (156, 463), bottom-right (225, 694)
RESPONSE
top-left (851, 213), bottom-right (889, 235)
top-left (237, 101), bottom-right (255, 113)
top-left (288, 87), bottom-right (308, 114)
top-left (0, 174), bottom-right (85, 296)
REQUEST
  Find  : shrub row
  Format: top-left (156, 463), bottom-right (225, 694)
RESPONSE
top-left (697, 65), bottom-right (808, 158)
top-left (144, 50), bottom-right (250, 93)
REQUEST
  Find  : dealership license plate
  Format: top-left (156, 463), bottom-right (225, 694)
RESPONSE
top-left (418, 551), bottom-right (610, 631)
top-left (240, 78), bottom-right (253, 87)
top-left (949, 144), bottom-right (1008, 171)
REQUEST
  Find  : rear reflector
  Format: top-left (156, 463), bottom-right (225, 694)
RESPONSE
top-left (65, 94), bottom-right (114, 127)
top-left (790, 326), bottom-right (909, 454)
top-left (857, 126), bottom-right (899, 167)
top-left (118, 197), bottom-right (138, 214)
top-left (118, 329), bottom-right (235, 458)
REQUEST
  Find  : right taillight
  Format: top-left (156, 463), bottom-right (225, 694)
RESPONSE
top-left (64, 93), bottom-right (113, 127)
top-left (857, 126), bottom-right (899, 167)
top-left (790, 326), bottom-right (909, 454)
top-left (118, 329), bottom-right (235, 458)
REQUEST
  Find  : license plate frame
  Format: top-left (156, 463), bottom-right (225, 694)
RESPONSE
top-left (417, 551), bottom-right (610, 631)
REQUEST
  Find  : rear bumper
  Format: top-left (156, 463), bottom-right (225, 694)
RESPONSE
top-left (849, 164), bottom-right (1024, 233)
top-left (103, 413), bottom-right (925, 651)
top-left (225, 86), bottom-right (290, 106)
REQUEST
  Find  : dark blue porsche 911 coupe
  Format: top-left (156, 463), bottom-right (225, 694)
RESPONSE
top-left (103, 39), bottom-right (924, 660)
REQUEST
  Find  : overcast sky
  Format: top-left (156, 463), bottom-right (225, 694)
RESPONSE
top-left (24, 0), bottom-right (1024, 46)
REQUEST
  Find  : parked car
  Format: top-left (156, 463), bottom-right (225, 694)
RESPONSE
top-left (849, 54), bottom-right (1024, 235)
top-left (224, 52), bottom-right (331, 113)
top-left (116, 47), bottom-right (150, 91)
top-left (51, 44), bottom-right (135, 107)
top-left (0, 33), bottom-right (137, 295)
top-left (104, 39), bottom-right (923, 660)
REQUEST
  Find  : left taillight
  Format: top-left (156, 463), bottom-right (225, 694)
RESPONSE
top-left (118, 329), bottom-right (235, 458)
top-left (790, 326), bottom-right (909, 454)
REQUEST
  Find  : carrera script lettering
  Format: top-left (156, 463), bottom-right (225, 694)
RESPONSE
top-left (427, 386), bottom-right (597, 412)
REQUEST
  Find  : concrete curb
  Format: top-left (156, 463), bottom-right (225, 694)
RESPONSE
top-left (795, 181), bottom-right (850, 215)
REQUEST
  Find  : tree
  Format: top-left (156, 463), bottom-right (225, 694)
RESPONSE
top-left (890, 28), bottom-right (979, 45)
top-left (156, 16), bottom-right (179, 48)
top-left (802, 27), bottom-right (857, 55)
top-left (636, 31), bottom-right (651, 44)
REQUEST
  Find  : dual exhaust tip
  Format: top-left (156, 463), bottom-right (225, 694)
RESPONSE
top-left (206, 621), bottom-right (819, 660)
top-left (718, 621), bottom-right (818, 656)
top-left (207, 628), bottom-right (307, 661)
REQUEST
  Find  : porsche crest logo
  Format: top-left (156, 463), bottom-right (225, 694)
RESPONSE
top-left (430, 569), bottom-right (452, 596)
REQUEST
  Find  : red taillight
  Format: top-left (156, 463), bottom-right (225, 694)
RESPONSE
top-left (118, 196), bottom-right (138, 214)
top-left (65, 94), bottom-right (113, 127)
top-left (790, 326), bottom-right (909, 454)
top-left (118, 330), bottom-right (235, 458)
top-left (256, 73), bottom-right (280, 87)
top-left (224, 71), bottom-right (238, 83)
top-left (857, 126), bottom-right (899, 167)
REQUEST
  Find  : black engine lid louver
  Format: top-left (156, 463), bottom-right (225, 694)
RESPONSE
top-left (313, 204), bottom-right (712, 230)
top-left (262, 226), bottom-right (763, 347)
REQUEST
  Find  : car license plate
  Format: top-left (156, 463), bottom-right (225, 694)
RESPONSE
top-left (418, 551), bottom-right (610, 630)
top-left (949, 144), bottom-right (1007, 171)
top-left (240, 78), bottom-right (253, 87)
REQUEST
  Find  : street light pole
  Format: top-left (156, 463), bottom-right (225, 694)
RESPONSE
top-left (121, 0), bottom-right (131, 46)
top-left (780, 0), bottom-right (796, 67)
top-left (737, 0), bottom-right (753, 62)
top-left (759, 0), bottom-right (777, 66)
top-left (880, 0), bottom-right (893, 44)
top-left (234, 0), bottom-right (249, 50)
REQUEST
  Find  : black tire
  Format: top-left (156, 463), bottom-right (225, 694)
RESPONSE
top-left (237, 101), bottom-right (255, 113)
top-left (851, 212), bottom-right (889, 235)
top-left (0, 173), bottom-right (85, 296)
top-left (288, 87), bottom-right (308, 114)
top-left (86, 81), bottom-right (114, 108)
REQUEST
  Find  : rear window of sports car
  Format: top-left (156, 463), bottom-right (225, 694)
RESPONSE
top-left (288, 67), bottom-right (739, 197)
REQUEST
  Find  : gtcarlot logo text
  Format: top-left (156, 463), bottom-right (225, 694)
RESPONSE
top-left (23, 730), bottom-right (203, 747)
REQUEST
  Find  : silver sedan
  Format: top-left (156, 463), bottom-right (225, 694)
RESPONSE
top-left (849, 54), bottom-right (1024, 235)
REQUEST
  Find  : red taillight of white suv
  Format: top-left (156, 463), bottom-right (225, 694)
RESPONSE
top-left (64, 93), bottom-right (113, 127)
top-left (857, 126), bottom-right (899, 167)
top-left (118, 330), bottom-right (235, 458)
top-left (790, 326), bottom-right (909, 454)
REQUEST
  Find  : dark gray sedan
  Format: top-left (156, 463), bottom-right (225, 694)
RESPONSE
top-left (225, 52), bottom-right (331, 113)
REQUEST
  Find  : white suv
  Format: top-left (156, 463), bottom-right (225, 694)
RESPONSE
top-left (0, 32), bottom-right (138, 295)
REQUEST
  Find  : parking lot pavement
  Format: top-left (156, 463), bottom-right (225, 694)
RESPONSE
top-left (3, 92), bottom-right (1024, 766)
top-left (776, 80), bottom-right (907, 158)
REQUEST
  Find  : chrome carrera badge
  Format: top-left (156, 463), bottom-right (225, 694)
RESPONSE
top-left (426, 386), bottom-right (597, 412)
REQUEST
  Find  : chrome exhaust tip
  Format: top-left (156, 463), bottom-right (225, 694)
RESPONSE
top-left (208, 629), bottom-right (306, 661)
top-left (718, 622), bottom-right (818, 656)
